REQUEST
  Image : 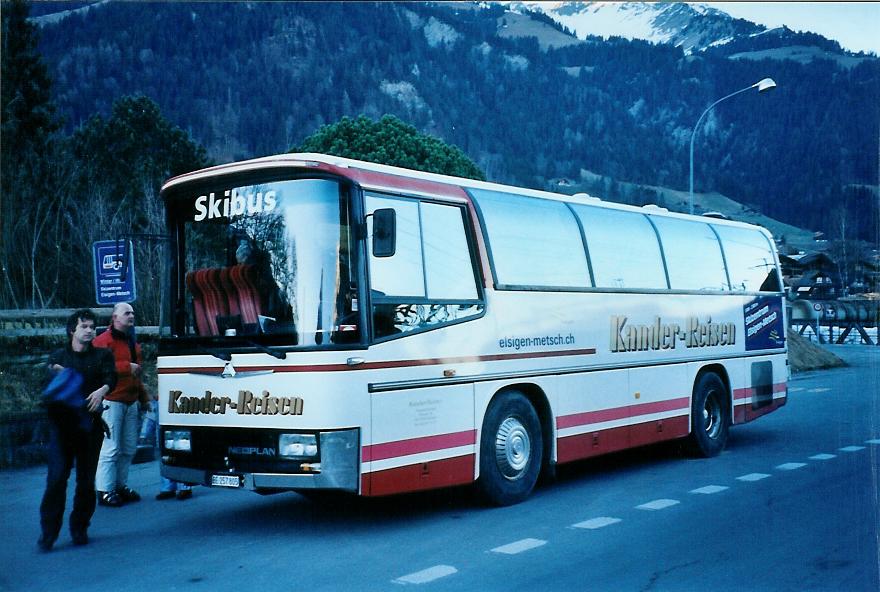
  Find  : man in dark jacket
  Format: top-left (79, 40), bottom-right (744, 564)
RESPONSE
top-left (38, 309), bottom-right (116, 552)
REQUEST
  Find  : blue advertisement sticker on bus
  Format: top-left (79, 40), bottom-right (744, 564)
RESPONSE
top-left (744, 296), bottom-right (785, 351)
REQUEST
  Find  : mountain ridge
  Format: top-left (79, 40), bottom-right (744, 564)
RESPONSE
top-left (501, 1), bottom-right (873, 58)
top-left (26, 1), bottom-right (880, 241)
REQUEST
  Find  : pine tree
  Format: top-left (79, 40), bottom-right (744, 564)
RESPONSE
top-left (1, 0), bottom-right (64, 308)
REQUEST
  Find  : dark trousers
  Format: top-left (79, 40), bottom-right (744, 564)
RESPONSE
top-left (39, 415), bottom-right (103, 541)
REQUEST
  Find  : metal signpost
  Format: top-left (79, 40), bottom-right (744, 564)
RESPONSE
top-left (92, 240), bottom-right (136, 305)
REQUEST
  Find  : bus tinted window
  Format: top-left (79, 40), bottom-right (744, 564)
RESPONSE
top-left (573, 206), bottom-right (667, 289)
top-left (714, 226), bottom-right (781, 292)
top-left (472, 190), bottom-right (590, 289)
top-left (652, 217), bottom-right (728, 291)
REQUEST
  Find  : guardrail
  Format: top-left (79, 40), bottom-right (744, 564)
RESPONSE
top-left (0, 308), bottom-right (159, 337)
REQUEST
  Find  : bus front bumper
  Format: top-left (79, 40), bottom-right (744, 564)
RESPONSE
top-left (161, 429), bottom-right (360, 492)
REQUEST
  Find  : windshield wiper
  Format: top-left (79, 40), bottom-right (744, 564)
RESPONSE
top-left (243, 338), bottom-right (287, 360)
top-left (196, 345), bottom-right (232, 361)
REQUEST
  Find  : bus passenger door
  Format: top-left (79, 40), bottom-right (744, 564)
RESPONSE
top-left (365, 384), bottom-right (476, 496)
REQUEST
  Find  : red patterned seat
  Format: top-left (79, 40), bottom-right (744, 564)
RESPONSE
top-left (229, 264), bottom-right (262, 325)
top-left (219, 267), bottom-right (241, 318)
top-left (186, 268), bottom-right (231, 336)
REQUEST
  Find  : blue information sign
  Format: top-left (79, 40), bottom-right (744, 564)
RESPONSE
top-left (93, 240), bottom-right (136, 305)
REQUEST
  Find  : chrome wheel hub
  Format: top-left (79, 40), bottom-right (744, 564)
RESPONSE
top-left (703, 390), bottom-right (723, 439)
top-left (495, 417), bottom-right (531, 480)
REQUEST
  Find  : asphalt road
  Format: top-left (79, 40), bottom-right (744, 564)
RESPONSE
top-left (1, 345), bottom-right (877, 592)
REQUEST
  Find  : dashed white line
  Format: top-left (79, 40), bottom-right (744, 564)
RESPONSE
top-left (839, 446), bottom-right (866, 452)
top-left (809, 453), bottom-right (836, 460)
top-left (808, 387), bottom-right (832, 393)
top-left (690, 485), bottom-right (729, 494)
top-left (776, 462), bottom-right (807, 471)
top-left (637, 499), bottom-right (680, 511)
top-left (572, 517), bottom-right (622, 530)
top-left (737, 473), bottom-right (771, 482)
top-left (788, 387), bottom-right (805, 392)
top-left (393, 565), bottom-right (458, 585)
top-left (866, 439), bottom-right (880, 445)
top-left (490, 538), bottom-right (547, 555)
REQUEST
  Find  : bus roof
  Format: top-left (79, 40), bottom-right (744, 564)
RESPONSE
top-left (161, 152), bottom-right (774, 236)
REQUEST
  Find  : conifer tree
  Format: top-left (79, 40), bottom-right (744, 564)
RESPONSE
top-left (294, 114), bottom-right (485, 181)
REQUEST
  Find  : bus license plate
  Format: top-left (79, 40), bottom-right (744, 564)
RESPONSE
top-left (211, 474), bottom-right (241, 488)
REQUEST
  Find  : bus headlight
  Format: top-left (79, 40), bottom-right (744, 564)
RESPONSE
top-left (164, 429), bottom-right (191, 452)
top-left (279, 433), bottom-right (318, 458)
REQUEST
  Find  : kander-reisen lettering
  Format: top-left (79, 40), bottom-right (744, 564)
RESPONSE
top-left (168, 390), bottom-right (303, 415)
top-left (610, 315), bottom-right (735, 353)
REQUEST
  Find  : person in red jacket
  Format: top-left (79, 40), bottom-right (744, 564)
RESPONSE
top-left (93, 302), bottom-right (148, 506)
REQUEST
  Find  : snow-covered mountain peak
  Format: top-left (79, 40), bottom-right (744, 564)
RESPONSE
top-left (502, 1), bottom-right (764, 53)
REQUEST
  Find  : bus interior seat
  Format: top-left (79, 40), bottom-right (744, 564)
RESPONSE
top-left (220, 267), bottom-right (242, 318)
top-left (187, 265), bottom-right (264, 336)
top-left (186, 268), bottom-right (230, 336)
top-left (229, 264), bottom-right (262, 325)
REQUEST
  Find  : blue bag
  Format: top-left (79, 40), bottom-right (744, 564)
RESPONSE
top-left (42, 367), bottom-right (85, 408)
top-left (43, 367), bottom-right (95, 431)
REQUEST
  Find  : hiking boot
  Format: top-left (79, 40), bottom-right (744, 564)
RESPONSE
top-left (98, 490), bottom-right (123, 507)
top-left (71, 530), bottom-right (89, 546)
top-left (118, 486), bottom-right (141, 502)
top-left (176, 489), bottom-right (193, 501)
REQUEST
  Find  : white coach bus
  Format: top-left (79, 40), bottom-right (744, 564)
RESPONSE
top-left (157, 153), bottom-right (787, 505)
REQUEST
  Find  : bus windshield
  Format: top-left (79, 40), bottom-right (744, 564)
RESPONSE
top-left (168, 177), bottom-right (359, 347)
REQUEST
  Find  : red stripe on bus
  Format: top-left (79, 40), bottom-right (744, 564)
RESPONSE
top-left (348, 168), bottom-right (471, 199)
top-left (157, 347), bottom-right (597, 374)
top-left (733, 382), bottom-right (787, 401)
top-left (363, 454), bottom-right (475, 497)
top-left (734, 395), bottom-right (787, 423)
top-left (556, 397), bottom-right (690, 430)
top-left (363, 429), bottom-right (477, 462)
top-left (557, 416), bottom-right (689, 464)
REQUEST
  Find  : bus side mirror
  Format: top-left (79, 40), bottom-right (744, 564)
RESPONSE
top-left (372, 208), bottom-right (396, 258)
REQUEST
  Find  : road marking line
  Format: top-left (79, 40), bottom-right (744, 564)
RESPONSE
top-left (839, 446), bottom-right (865, 452)
top-left (788, 387), bottom-right (805, 392)
top-left (490, 538), bottom-right (547, 555)
top-left (572, 517), bottom-right (622, 530)
top-left (809, 454), bottom-right (836, 460)
top-left (866, 439), bottom-right (880, 445)
top-left (393, 565), bottom-right (457, 585)
top-left (690, 485), bottom-right (729, 494)
top-left (808, 387), bottom-right (831, 393)
top-left (737, 473), bottom-right (770, 482)
top-left (637, 499), bottom-right (679, 511)
top-left (776, 462), bottom-right (807, 470)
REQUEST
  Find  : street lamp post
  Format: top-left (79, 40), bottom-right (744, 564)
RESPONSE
top-left (688, 77), bottom-right (776, 215)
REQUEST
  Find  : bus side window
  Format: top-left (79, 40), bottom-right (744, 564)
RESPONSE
top-left (366, 195), bottom-right (482, 339)
top-left (572, 206), bottom-right (667, 289)
top-left (652, 217), bottom-right (727, 291)
top-left (471, 189), bottom-right (590, 289)
top-left (714, 226), bottom-right (781, 292)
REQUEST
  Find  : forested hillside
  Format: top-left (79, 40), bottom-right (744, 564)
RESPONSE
top-left (29, 1), bottom-right (880, 240)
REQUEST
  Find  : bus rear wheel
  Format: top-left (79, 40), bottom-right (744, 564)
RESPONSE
top-left (477, 391), bottom-right (542, 506)
top-left (685, 372), bottom-right (730, 457)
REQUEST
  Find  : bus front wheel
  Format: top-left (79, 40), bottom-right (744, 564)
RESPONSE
top-left (685, 372), bottom-right (730, 457)
top-left (477, 391), bottom-right (542, 506)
